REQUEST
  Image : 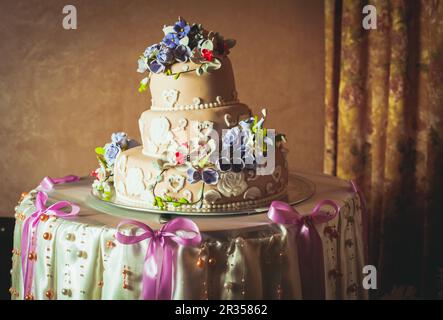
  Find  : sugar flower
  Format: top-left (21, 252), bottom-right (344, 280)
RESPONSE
top-left (144, 43), bottom-right (161, 58)
top-left (156, 47), bottom-right (175, 65)
top-left (187, 167), bottom-right (219, 185)
top-left (137, 57), bottom-right (149, 73)
top-left (104, 142), bottom-right (121, 166)
top-left (111, 132), bottom-right (129, 149)
top-left (174, 45), bottom-right (192, 62)
top-left (201, 49), bottom-right (213, 62)
top-left (162, 32), bottom-right (180, 49)
top-left (148, 60), bottom-right (165, 74)
top-left (173, 18), bottom-right (191, 38)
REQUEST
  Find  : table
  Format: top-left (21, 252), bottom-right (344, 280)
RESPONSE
top-left (10, 171), bottom-right (368, 300)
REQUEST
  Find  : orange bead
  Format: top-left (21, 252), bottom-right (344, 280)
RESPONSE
top-left (39, 214), bottom-right (49, 222)
top-left (196, 258), bottom-right (204, 268)
top-left (106, 240), bottom-right (115, 248)
top-left (43, 232), bottom-right (52, 240)
top-left (45, 289), bottom-right (53, 299)
top-left (123, 283), bottom-right (129, 289)
top-left (24, 293), bottom-right (34, 300)
top-left (28, 252), bottom-right (36, 260)
top-left (21, 192), bottom-right (28, 198)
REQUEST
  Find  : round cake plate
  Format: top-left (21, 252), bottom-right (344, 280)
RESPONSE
top-left (90, 173), bottom-right (315, 217)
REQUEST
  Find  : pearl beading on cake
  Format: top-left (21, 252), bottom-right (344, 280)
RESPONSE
top-left (151, 99), bottom-right (240, 111)
top-left (115, 188), bottom-right (287, 213)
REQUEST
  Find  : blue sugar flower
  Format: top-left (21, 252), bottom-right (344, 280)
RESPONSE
top-left (156, 47), bottom-right (175, 65)
top-left (162, 32), bottom-right (180, 49)
top-left (187, 167), bottom-right (219, 185)
top-left (104, 142), bottom-right (121, 166)
top-left (144, 43), bottom-right (161, 58)
top-left (187, 167), bottom-right (202, 184)
top-left (173, 18), bottom-right (191, 38)
top-left (148, 60), bottom-right (165, 74)
top-left (111, 132), bottom-right (129, 149)
top-left (174, 45), bottom-right (192, 62)
top-left (222, 127), bottom-right (242, 147)
top-left (202, 169), bottom-right (219, 185)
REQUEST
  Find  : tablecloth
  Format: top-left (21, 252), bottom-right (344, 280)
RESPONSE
top-left (10, 171), bottom-right (368, 300)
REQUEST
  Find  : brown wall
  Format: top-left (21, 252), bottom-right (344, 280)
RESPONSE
top-left (0, 0), bottom-right (324, 216)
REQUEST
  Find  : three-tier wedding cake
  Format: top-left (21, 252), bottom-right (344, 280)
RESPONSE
top-left (93, 18), bottom-right (289, 212)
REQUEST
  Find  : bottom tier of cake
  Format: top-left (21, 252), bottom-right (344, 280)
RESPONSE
top-left (113, 146), bottom-right (288, 212)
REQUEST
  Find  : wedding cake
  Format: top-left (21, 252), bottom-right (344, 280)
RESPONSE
top-left (93, 18), bottom-right (289, 212)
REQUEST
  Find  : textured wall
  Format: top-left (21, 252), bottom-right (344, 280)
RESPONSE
top-left (0, 0), bottom-right (324, 216)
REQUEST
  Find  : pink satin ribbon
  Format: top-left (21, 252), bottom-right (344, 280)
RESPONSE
top-left (21, 191), bottom-right (80, 298)
top-left (268, 199), bottom-right (340, 300)
top-left (39, 175), bottom-right (80, 191)
top-left (115, 218), bottom-right (201, 300)
top-left (350, 180), bottom-right (368, 264)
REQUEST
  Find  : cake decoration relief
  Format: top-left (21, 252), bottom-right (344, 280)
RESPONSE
top-left (204, 190), bottom-right (222, 204)
top-left (161, 89), bottom-right (180, 109)
top-left (167, 174), bottom-right (186, 193)
top-left (217, 172), bottom-right (248, 197)
top-left (243, 186), bottom-right (262, 200)
top-left (125, 168), bottom-right (146, 197)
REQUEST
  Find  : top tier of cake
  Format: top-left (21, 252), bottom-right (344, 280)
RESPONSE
top-left (149, 57), bottom-right (238, 111)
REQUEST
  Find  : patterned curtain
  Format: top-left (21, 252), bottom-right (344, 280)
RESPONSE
top-left (324, 0), bottom-right (443, 298)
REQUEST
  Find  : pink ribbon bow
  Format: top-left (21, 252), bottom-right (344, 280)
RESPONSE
top-left (115, 218), bottom-right (202, 300)
top-left (21, 191), bottom-right (80, 299)
top-left (39, 175), bottom-right (80, 191)
top-left (350, 180), bottom-right (368, 264)
top-left (268, 199), bottom-right (340, 300)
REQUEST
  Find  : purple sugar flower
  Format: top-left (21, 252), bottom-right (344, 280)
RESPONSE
top-left (162, 33), bottom-right (180, 49)
top-left (156, 47), bottom-right (175, 65)
top-left (202, 169), bottom-right (219, 185)
top-left (187, 167), bottom-right (219, 185)
top-left (143, 43), bottom-right (161, 58)
top-left (148, 60), bottom-right (165, 74)
top-left (104, 143), bottom-right (121, 166)
top-left (174, 45), bottom-right (192, 62)
top-left (187, 167), bottom-right (202, 184)
top-left (111, 132), bottom-right (129, 149)
top-left (173, 18), bottom-right (191, 38)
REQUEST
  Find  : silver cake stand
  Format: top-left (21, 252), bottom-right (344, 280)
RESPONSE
top-left (91, 173), bottom-right (315, 217)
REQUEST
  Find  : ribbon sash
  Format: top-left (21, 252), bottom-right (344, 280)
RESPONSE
top-left (21, 191), bottom-right (80, 298)
top-left (268, 199), bottom-right (340, 300)
top-left (39, 175), bottom-right (80, 191)
top-left (116, 218), bottom-right (201, 300)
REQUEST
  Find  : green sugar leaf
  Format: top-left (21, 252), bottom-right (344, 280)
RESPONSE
top-left (95, 147), bottom-right (105, 155)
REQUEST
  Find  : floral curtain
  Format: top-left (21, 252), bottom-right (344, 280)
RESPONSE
top-left (324, 0), bottom-right (443, 298)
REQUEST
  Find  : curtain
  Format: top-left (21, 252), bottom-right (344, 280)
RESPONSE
top-left (324, 0), bottom-right (443, 298)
